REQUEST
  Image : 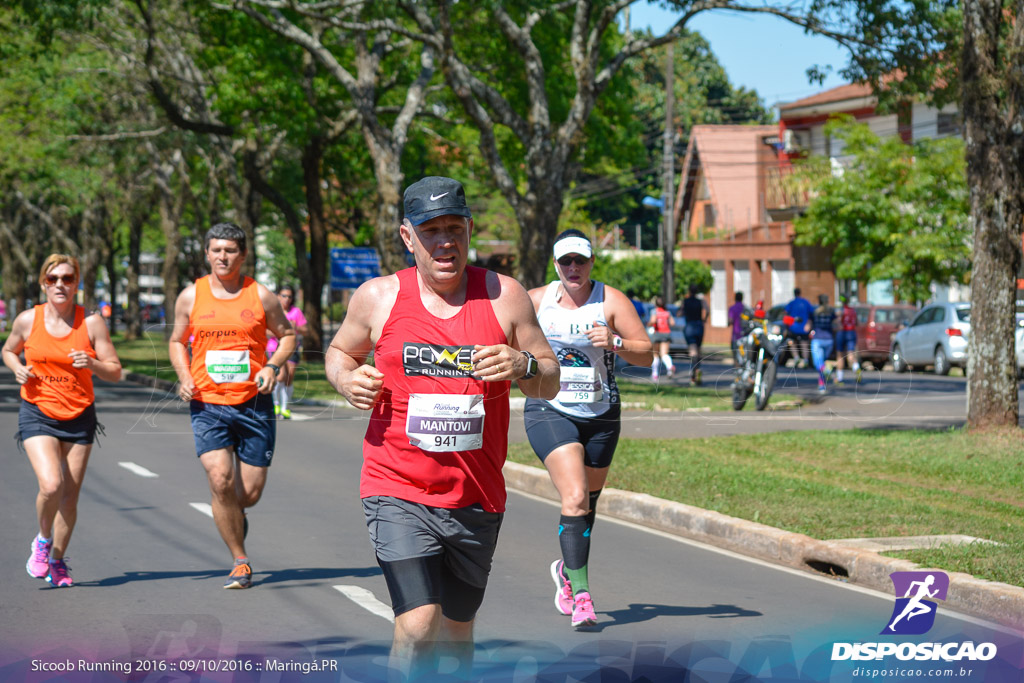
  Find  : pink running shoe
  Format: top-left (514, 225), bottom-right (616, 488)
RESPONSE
top-left (46, 558), bottom-right (73, 587)
top-left (26, 535), bottom-right (52, 578)
top-left (550, 560), bottom-right (573, 616)
top-left (571, 591), bottom-right (598, 630)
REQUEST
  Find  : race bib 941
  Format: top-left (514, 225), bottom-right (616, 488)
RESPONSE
top-left (406, 393), bottom-right (485, 452)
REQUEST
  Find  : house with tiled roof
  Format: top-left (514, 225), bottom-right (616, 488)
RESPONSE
top-left (671, 82), bottom-right (962, 343)
top-left (671, 124), bottom-right (835, 342)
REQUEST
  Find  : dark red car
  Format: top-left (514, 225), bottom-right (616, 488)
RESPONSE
top-left (853, 304), bottom-right (917, 368)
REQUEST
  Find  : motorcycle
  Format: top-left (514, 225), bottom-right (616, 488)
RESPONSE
top-left (732, 311), bottom-right (794, 411)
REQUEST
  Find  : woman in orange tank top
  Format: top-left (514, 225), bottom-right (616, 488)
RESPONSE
top-left (2, 254), bottom-right (122, 588)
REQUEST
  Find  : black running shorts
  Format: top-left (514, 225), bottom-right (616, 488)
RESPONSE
top-left (523, 399), bottom-right (621, 469)
top-left (362, 496), bottom-right (503, 622)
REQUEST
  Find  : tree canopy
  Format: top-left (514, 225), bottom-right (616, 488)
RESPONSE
top-left (793, 117), bottom-right (970, 304)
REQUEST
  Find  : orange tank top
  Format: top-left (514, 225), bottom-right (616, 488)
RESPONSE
top-left (186, 276), bottom-right (268, 405)
top-left (21, 305), bottom-right (96, 420)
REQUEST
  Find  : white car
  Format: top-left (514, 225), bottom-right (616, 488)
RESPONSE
top-left (1016, 314), bottom-right (1024, 378)
top-left (890, 303), bottom-right (970, 375)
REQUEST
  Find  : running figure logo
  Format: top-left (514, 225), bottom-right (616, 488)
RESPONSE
top-left (882, 571), bottom-right (949, 635)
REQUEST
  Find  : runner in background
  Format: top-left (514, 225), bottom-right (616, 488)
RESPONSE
top-left (267, 285), bottom-right (308, 419)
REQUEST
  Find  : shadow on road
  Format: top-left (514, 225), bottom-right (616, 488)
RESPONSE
top-left (78, 565), bottom-right (381, 587)
top-left (596, 602), bottom-right (762, 630)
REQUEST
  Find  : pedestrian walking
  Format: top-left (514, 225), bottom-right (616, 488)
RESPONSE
top-left (168, 223), bottom-right (297, 590)
top-left (808, 294), bottom-right (838, 393)
top-left (267, 285), bottom-right (309, 419)
top-left (727, 292), bottom-right (746, 365)
top-left (682, 284), bottom-right (709, 385)
top-left (325, 176), bottom-right (558, 679)
top-left (2, 254), bottom-right (123, 587)
top-left (647, 297), bottom-right (675, 380)
top-left (834, 294), bottom-right (861, 385)
top-left (785, 288), bottom-right (815, 368)
top-left (525, 229), bottom-right (653, 631)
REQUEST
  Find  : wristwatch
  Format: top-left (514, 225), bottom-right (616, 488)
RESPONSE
top-left (612, 335), bottom-right (624, 350)
top-left (520, 351), bottom-right (538, 380)
top-left (265, 363), bottom-right (281, 374)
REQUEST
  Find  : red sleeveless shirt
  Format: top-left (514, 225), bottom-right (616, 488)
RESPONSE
top-left (361, 266), bottom-right (511, 513)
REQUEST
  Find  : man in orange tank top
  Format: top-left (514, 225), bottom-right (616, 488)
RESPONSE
top-left (169, 223), bottom-right (296, 590)
top-left (326, 177), bottom-right (559, 679)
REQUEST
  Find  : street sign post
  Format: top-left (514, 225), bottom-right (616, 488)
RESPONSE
top-left (330, 248), bottom-right (380, 290)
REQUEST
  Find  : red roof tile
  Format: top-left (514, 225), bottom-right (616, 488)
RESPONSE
top-left (777, 82), bottom-right (874, 111)
top-left (676, 124), bottom-right (778, 234)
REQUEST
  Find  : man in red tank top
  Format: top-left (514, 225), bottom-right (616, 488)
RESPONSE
top-left (169, 223), bottom-right (296, 590)
top-left (326, 177), bottom-right (559, 679)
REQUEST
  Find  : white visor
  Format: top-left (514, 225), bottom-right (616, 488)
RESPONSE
top-left (553, 236), bottom-right (593, 260)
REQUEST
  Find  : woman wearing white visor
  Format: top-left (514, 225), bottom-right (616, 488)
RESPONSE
top-left (523, 229), bottom-right (653, 630)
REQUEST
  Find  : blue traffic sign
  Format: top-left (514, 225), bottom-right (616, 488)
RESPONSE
top-left (330, 248), bottom-right (380, 289)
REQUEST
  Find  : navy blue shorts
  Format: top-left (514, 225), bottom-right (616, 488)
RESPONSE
top-left (189, 393), bottom-right (276, 467)
top-left (835, 330), bottom-right (857, 353)
top-left (523, 399), bottom-right (621, 469)
top-left (18, 400), bottom-right (97, 445)
top-left (684, 322), bottom-right (705, 346)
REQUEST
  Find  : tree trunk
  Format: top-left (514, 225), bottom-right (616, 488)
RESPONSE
top-left (302, 135), bottom-right (328, 360)
top-left (125, 208), bottom-right (144, 340)
top-left (372, 149), bottom-right (408, 276)
top-left (158, 197), bottom-right (183, 341)
top-left (105, 245), bottom-right (117, 336)
top-left (962, 0), bottom-right (1024, 431)
top-left (515, 181), bottom-right (564, 288)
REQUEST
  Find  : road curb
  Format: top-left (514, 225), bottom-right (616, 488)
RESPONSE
top-left (503, 461), bottom-right (1024, 631)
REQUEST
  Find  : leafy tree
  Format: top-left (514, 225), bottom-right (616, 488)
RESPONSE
top-left (578, 29), bottom-right (772, 249)
top-left (544, 254), bottom-right (711, 302)
top-left (395, 0), bottom-right (859, 288)
top-left (822, 0), bottom-right (1022, 430)
top-left (793, 117), bottom-right (970, 304)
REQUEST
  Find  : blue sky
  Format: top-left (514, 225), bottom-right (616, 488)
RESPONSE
top-left (628, 1), bottom-right (850, 110)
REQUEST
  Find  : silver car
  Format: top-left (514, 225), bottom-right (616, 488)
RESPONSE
top-left (890, 303), bottom-right (970, 375)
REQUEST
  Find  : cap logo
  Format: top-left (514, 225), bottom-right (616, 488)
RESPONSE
top-left (430, 192), bottom-right (449, 201)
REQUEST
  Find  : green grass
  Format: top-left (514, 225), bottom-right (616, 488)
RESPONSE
top-left (507, 429), bottom-right (1024, 588)
top-left (110, 332), bottom-right (799, 411)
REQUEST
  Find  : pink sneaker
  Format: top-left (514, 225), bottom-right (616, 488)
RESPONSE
top-left (46, 558), bottom-right (73, 587)
top-left (550, 560), bottom-right (573, 616)
top-left (26, 535), bottom-right (52, 578)
top-left (571, 591), bottom-right (598, 630)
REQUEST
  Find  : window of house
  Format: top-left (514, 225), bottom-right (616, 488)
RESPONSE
top-left (703, 203), bottom-right (715, 228)
top-left (937, 112), bottom-right (961, 136)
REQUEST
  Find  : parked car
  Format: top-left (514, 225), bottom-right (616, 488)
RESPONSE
top-left (853, 304), bottom-right (917, 368)
top-left (1015, 314), bottom-right (1024, 378)
top-left (889, 303), bottom-right (970, 375)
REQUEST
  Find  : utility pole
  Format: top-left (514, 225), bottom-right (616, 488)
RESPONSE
top-left (661, 41), bottom-right (676, 305)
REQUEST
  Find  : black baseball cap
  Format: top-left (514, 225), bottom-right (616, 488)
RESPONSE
top-left (403, 176), bottom-right (472, 226)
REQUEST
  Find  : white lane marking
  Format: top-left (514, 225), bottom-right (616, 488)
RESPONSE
top-left (118, 461), bottom-right (159, 478)
top-left (333, 585), bottom-right (394, 623)
top-left (289, 413), bottom-right (314, 421)
top-left (508, 489), bottom-right (1022, 636)
top-left (189, 502), bottom-right (214, 518)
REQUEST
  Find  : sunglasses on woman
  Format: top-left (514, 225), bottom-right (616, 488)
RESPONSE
top-left (45, 274), bottom-right (76, 286)
top-left (557, 255), bottom-right (589, 267)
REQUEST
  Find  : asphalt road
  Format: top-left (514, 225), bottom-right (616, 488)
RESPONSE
top-left (1, 367), bottom-right (1021, 682)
